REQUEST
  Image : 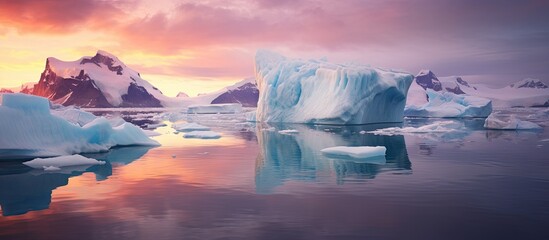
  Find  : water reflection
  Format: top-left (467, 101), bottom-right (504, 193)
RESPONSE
top-left (255, 124), bottom-right (411, 193)
top-left (0, 146), bottom-right (153, 216)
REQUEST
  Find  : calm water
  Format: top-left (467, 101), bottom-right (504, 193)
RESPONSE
top-left (1, 108), bottom-right (548, 240)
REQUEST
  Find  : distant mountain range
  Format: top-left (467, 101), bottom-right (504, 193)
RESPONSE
top-left (2, 51), bottom-right (259, 108)
top-left (410, 70), bottom-right (549, 107)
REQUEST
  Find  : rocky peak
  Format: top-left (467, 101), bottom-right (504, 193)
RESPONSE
top-left (510, 78), bottom-right (548, 89)
top-left (80, 50), bottom-right (124, 75)
top-left (415, 70), bottom-right (442, 91)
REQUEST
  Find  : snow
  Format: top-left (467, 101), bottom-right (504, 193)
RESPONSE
top-left (278, 129), bottom-right (299, 134)
top-left (0, 93), bottom-right (159, 159)
top-left (172, 122), bottom-right (211, 132)
top-left (321, 146), bottom-right (386, 159)
top-left (484, 113), bottom-right (543, 130)
top-left (254, 50), bottom-right (414, 125)
top-left (23, 155), bottom-right (105, 169)
top-left (404, 89), bottom-right (492, 118)
top-left (187, 103), bottom-right (242, 114)
top-left (369, 121), bottom-right (461, 136)
top-left (183, 131), bottom-right (222, 139)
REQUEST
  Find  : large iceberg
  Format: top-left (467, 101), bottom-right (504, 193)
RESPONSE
top-left (254, 50), bottom-right (414, 125)
top-left (0, 93), bottom-right (159, 159)
top-left (405, 89), bottom-right (492, 118)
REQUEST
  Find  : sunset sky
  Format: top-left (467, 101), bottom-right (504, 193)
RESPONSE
top-left (0, 0), bottom-right (548, 96)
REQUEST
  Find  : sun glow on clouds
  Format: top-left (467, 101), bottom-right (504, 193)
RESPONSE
top-left (1, 0), bottom-right (549, 90)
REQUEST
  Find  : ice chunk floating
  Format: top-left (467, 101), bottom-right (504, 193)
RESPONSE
top-left (254, 50), bottom-right (413, 124)
top-left (405, 89), bottom-right (492, 118)
top-left (321, 146), bottom-right (386, 160)
top-left (0, 94), bottom-right (159, 159)
top-left (23, 155), bottom-right (105, 169)
top-left (484, 113), bottom-right (543, 130)
top-left (183, 131), bottom-right (222, 139)
top-left (172, 122), bottom-right (211, 132)
top-left (187, 103), bottom-right (242, 114)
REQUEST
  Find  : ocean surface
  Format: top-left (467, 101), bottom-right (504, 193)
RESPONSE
top-left (1, 108), bottom-right (548, 240)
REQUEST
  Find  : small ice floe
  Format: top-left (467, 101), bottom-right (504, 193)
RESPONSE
top-left (145, 123), bottom-right (167, 129)
top-left (172, 122), bottom-right (211, 132)
top-left (197, 152), bottom-right (209, 155)
top-left (369, 121), bottom-right (460, 136)
top-left (260, 126), bottom-right (276, 131)
top-left (321, 146), bottom-right (386, 163)
top-left (183, 131), bottom-right (222, 139)
top-left (278, 129), bottom-right (299, 134)
top-left (187, 104), bottom-right (242, 114)
top-left (359, 130), bottom-right (366, 134)
top-left (540, 139), bottom-right (549, 142)
top-left (484, 113), bottom-right (542, 130)
top-left (143, 130), bottom-right (162, 137)
top-left (43, 166), bottom-right (61, 171)
top-left (24, 155), bottom-right (105, 169)
top-left (171, 154), bottom-right (176, 158)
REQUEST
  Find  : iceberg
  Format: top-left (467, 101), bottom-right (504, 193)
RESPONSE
top-left (183, 131), bottom-right (222, 139)
top-left (404, 89), bottom-right (492, 118)
top-left (23, 155), bottom-right (105, 169)
top-left (484, 113), bottom-right (543, 130)
top-left (0, 93), bottom-right (159, 159)
top-left (321, 146), bottom-right (386, 160)
top-left (187, 103), bottom-right (242, 114)
top-left (254, 50), bottom-right (414, 125)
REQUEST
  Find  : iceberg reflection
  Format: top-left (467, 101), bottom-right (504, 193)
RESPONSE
top-left (255, 124), bottom-right (411, 193)
top-left (0, 146), bottom-right (153, 216)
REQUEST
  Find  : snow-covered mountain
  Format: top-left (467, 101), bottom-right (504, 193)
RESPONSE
top-left (30, 50), bottom-right (173, 108)
top-left (408, 70), bottom-right (549, 108)
top-left (184, 78), bottom-right (259, 107)
top-left (509, 78), bottom-right (548, 89)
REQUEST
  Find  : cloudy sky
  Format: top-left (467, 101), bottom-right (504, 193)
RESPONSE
top-left (0, 0), bottom-right (548, 96)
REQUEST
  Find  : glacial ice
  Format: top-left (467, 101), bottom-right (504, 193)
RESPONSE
top-left (23, 155), bottom-right (105, 169)
top-left (172, 122), bottom-right (211, 132)
top-left (183, 131), bottom-right (222, 139)
top-left (278, 129), bottom-right (299, 134)
top-left (187, 103), bottom-right (243, 114)
top-left (321, 146), bottom-right (386, 160)
top-left (0, 93), bottom-right (159, 159)
top-left (254, 50), bottom-right (414, 124)
top-left (368, 121), bottom-right (462, 136)
top-left (484, 113), bottom-right (543, 130)
top-left (404, 89), bottom-right (492, 118)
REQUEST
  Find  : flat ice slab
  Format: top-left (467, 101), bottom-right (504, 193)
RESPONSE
top-left (187, 104), bottom-right (242, 114)
top-left (172, 122), bottom-right (211, 132)
top-left (23, 155), bottom-right (105, 169)
top-left (321, 146), bottom-right (386, 159)
top-left (183, 131), bottom-right (222, 139)
top-left (278, 129), bottom-right (299, 134)
top-left (369, 121), bottom-right (461, 136)
top-left (484, 113), bottom-right (543, 130)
